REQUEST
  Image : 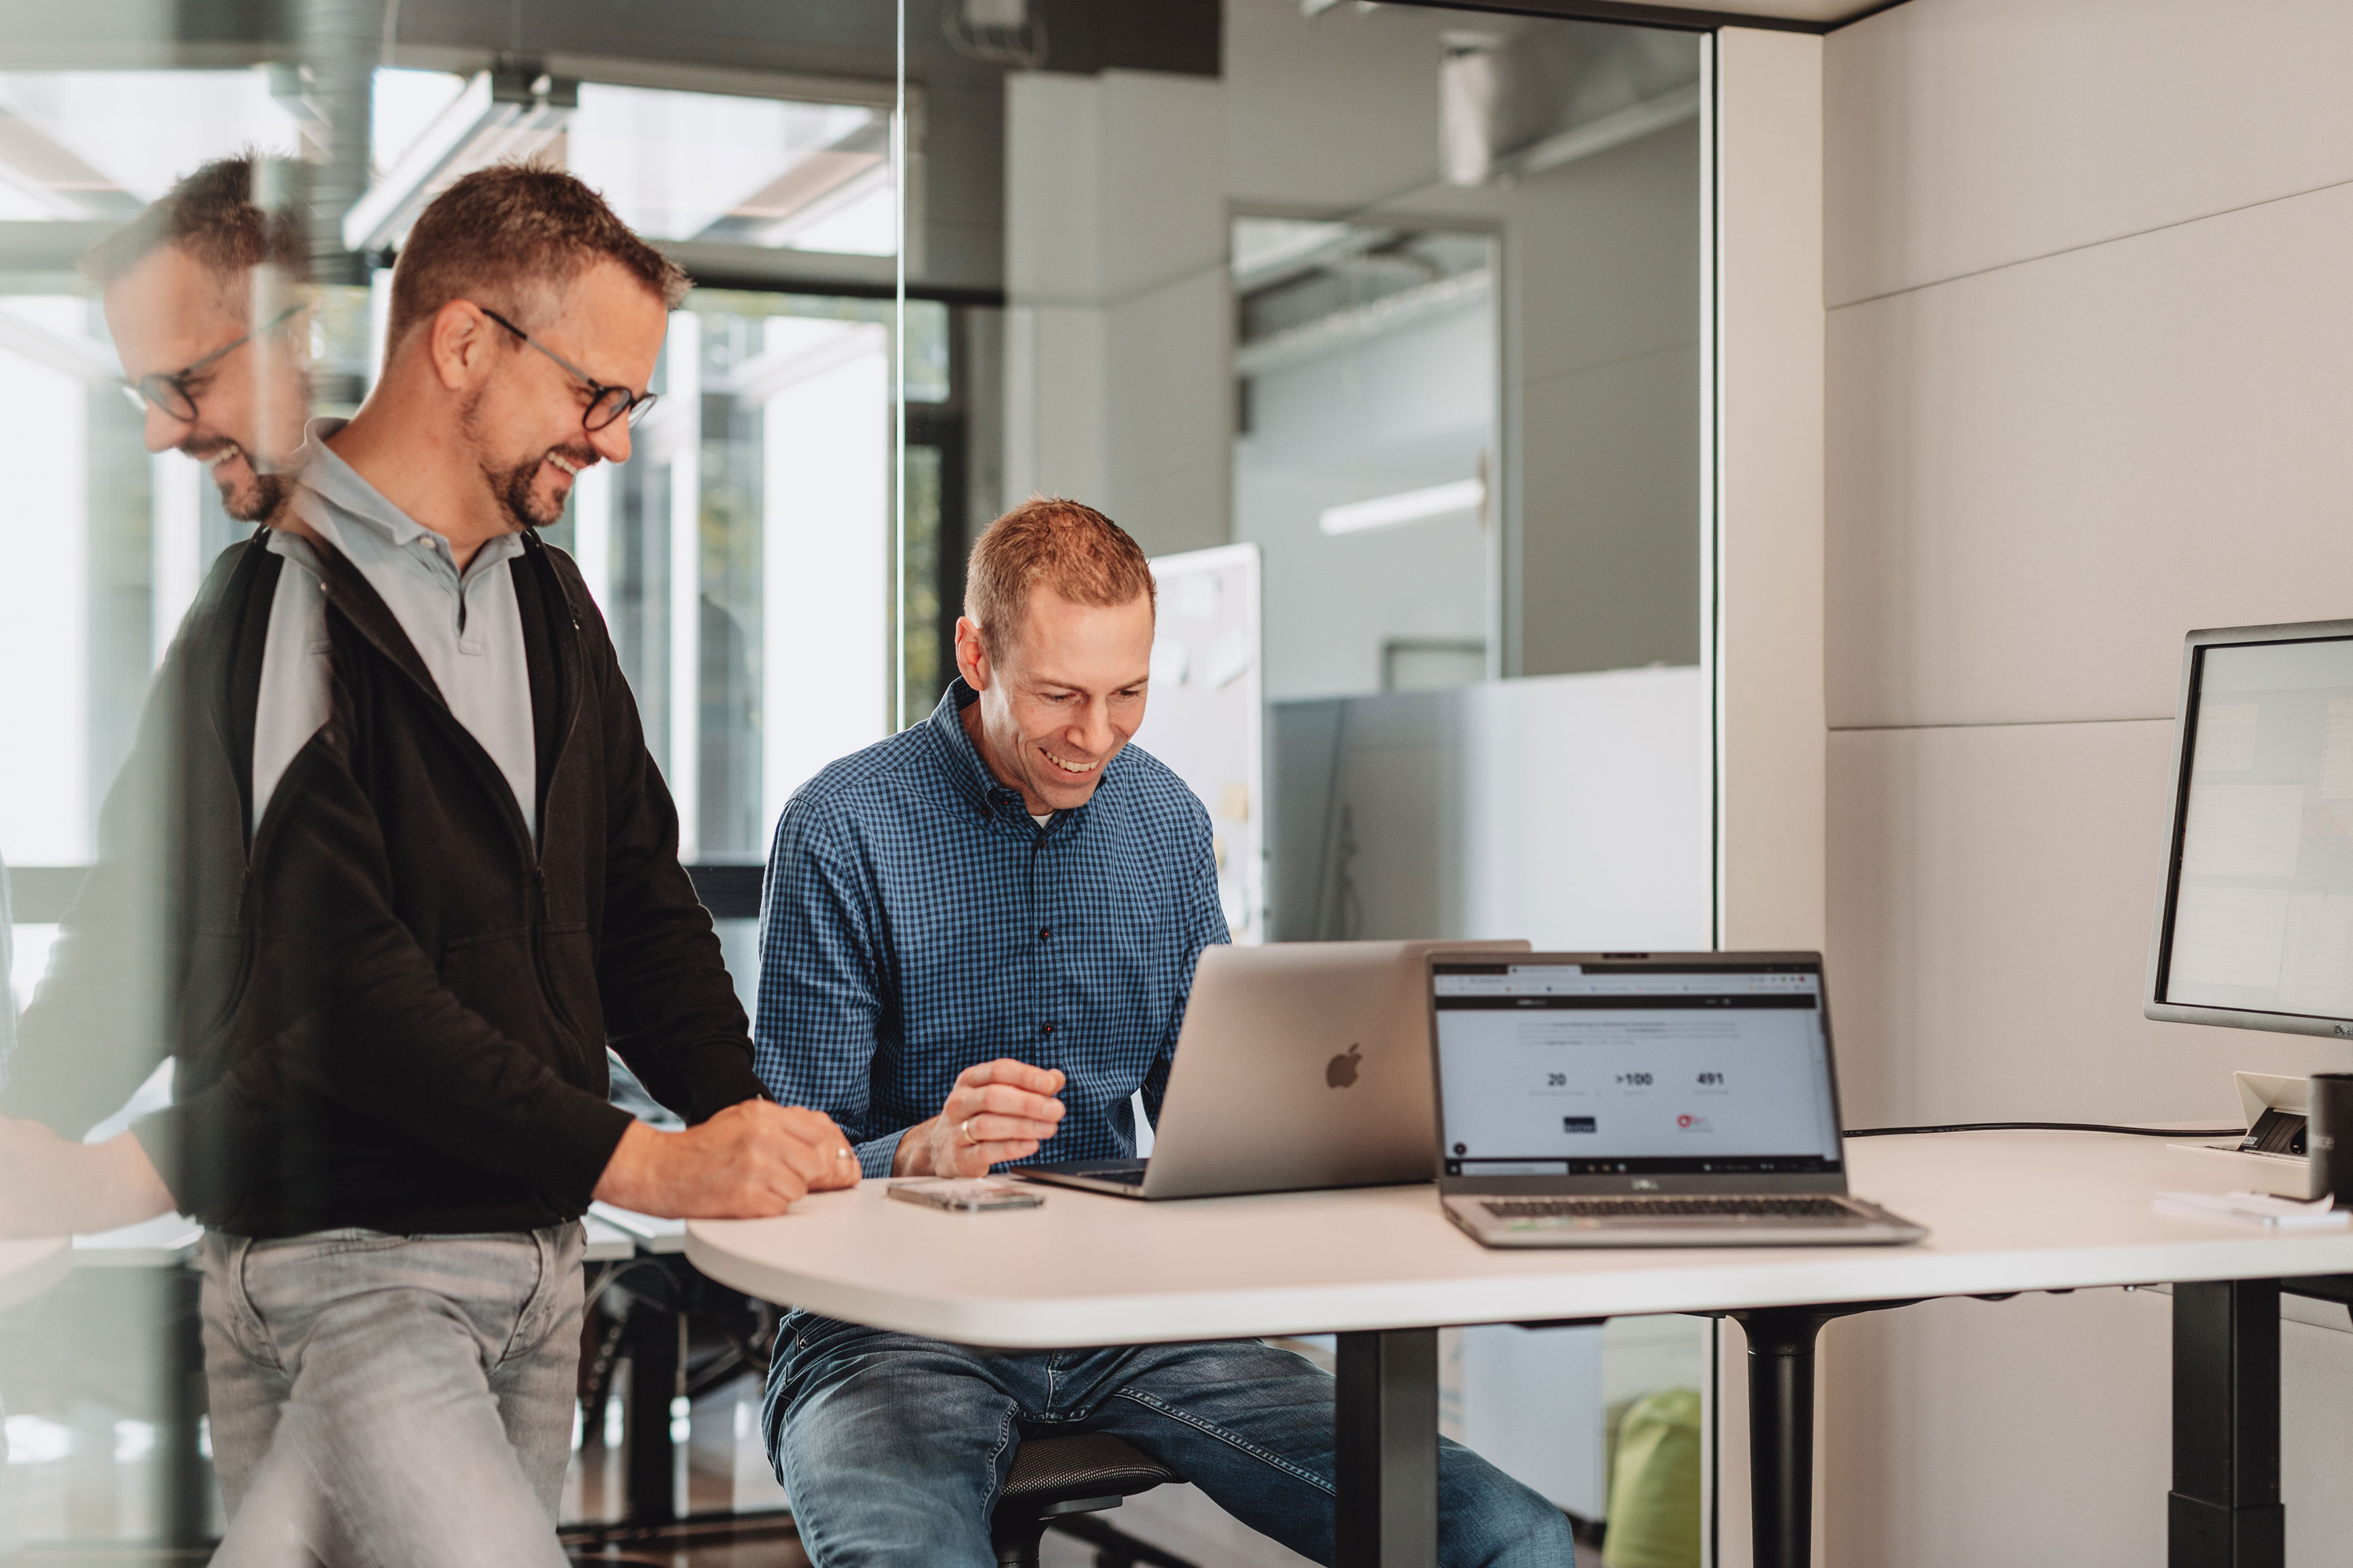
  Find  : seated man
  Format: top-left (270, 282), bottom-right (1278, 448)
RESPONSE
top-left (755, 498), bottom-right (1574, 1567)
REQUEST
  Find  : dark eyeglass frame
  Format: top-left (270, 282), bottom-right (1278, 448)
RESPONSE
top-left (118, 303), bottom-right (307, 422)
top-left (475, 306), bottom-right (659, 433)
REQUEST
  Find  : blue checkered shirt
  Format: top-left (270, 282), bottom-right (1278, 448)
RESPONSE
top-left (754, 680), bottom-right (1230, 1178)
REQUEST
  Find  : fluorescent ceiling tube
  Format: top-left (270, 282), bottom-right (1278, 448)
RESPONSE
top-left (1318, 478), bottom-right (1485, 536)
top-left (343, 68), bottom-right (575, 253)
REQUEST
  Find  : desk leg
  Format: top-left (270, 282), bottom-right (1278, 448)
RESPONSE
top-left (1729, 1301), bottom-right (1916, 1568)
top-left (1734, 1309), bottom-right (1825, 1568)
top-left (1334, 1328), bottom-right (1437, 1568)
top-left (624, 1300), bottom-right (680, 1526)
top-left (2170, 1280), bottom-right (2282, 1568)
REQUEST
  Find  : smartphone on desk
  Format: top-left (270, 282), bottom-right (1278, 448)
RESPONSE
top-left (887, 1178), bottom-right (1045, 1212)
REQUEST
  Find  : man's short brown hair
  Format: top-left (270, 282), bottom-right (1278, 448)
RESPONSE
top-left (387, 163), bottom-right (690, 349)
top-left (964, 497), bottom-right (1156, 659)
top-left (82, 154), bottom-right (309, 292)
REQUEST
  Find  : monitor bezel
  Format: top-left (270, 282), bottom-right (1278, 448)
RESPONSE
top-left (2144, 618), bottom-right (2353, 1040)
top-left (1425, 950), bottom-right (1851, 1196)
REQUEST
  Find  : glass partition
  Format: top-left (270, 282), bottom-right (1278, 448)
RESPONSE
top-left (995, 0), bottom-right (1714, 1544)
top-left (0, 0), bottom-right (1711, 1556)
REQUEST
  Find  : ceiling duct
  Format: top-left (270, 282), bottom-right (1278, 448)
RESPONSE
top-left (943, 0), bottom-right (1049, 70)
top-left (342, 63), bottom-right (576, 254)
top-left (1440, 24), bottom-right (1700, 188)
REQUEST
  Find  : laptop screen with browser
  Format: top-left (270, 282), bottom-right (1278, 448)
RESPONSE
top-left (1431, 960), bottom-right (1845, 1180)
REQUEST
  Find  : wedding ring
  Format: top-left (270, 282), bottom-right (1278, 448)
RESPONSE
top-left (961, 1118), bottom-right (978, 1146)
top-left (836, 1147), bottom-right (852, 1160)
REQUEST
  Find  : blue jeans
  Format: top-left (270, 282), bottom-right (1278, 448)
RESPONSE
top-left (764, 1314), bottom-right (1576, 1567)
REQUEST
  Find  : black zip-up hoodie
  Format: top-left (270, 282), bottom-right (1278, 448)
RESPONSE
top-left (7, 526), bottom-right (764, 1236)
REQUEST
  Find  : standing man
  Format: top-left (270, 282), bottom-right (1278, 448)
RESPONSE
top-left (7, 161), bottom-right (856, 1565)
top-left (756, 499), bottom-right (1574, 1566)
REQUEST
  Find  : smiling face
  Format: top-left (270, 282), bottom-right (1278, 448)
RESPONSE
top-left (102, 243), bottom-right (309, 521)
top-left (956, 586), bottom-right (1156, 815)
top-left (453, 259), bottom-right (667, 531)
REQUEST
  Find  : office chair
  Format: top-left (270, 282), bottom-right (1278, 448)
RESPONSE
top-left (988, 1432), bottom-right (1179, 1566)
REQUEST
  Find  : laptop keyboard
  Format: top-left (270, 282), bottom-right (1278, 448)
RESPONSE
top-left (1480, 1197), bottom-right (1858, 1222)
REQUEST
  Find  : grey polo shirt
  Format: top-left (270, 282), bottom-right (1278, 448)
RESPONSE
top-left (252, 418), bottom-right (536, 836)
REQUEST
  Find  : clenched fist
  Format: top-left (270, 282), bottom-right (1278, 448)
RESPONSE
top-left (592, 1100), bottom-right (859, 1219)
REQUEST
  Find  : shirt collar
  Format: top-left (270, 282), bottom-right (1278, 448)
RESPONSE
top-left (927, 677), bottom-right (1124, 831)
top-left (290, 415), bottom-right (526, 579)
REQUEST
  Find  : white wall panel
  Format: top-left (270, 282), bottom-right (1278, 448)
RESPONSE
top-left (1823, 1289), bottom-right (2172, 1568)
top-left (1826, 180), bottom-right (2353, 733)
top-left (1520, 345), bottom-right (1701, 679)
top-left (1823, 5), bottom-right (2353, 1563)
top-left (1095, 71), bottom-right (1225, 300)
top-left (1513, 118), bottom-right (1700, 392)
top-left (1826, 0), bottom-right (2353, 308)
top-left (1823, 721), bottom-right (2351, 1132)
top-left (1105, 266), bottom-right (1230, 559)
top-left (2281, 1314), bottom-right (2353, 1563)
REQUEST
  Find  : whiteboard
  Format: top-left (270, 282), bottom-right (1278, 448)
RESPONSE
top-left (1131, 544), bottom-right (1265, 944)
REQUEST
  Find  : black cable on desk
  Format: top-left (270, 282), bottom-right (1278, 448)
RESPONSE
top-left (1843, 1121), bottom-right (2245, 1139)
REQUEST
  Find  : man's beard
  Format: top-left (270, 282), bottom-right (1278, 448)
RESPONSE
top-left (224, 469), bottom-right (287, 523)
top-left (464, 395), bottom-right (594, 531)
top-left (182, 436), bottom-right (285, 522)
top-left (481, 451), bottom-right (565, 530)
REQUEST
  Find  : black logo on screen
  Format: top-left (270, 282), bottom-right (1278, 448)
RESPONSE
top-left (1326, 1044), bottom-right (1362, 1088)
top-left (1562, 1116), bottom-right (1597, 1134)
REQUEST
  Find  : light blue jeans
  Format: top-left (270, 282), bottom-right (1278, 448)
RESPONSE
top-left (198, 1225), bottom-right (585, 1568)
top-left (765, 1314), bottom-right (1577, 1567)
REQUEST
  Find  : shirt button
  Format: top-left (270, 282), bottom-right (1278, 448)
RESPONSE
top-left (1039, 927), bottom-right (1051, 942)
top-left (1041, 1022), bottom-right (1055, 1036)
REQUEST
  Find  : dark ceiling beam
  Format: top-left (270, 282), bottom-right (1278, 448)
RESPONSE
top-left (1409, 0), bottom-right (1910, 36)
top-left (1031, 0), bottom-right (1220, 77)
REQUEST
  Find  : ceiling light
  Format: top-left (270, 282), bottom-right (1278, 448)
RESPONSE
top-left (1319, 478), bottom-right (1485, 536)
top-left (342, 65), bottom-right (575, 253)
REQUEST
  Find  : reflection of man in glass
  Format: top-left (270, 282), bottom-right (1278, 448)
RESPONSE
top-left (0, 157), bottom-right (297, 1237)
top-left (89, 157), bottom-right (312, 523)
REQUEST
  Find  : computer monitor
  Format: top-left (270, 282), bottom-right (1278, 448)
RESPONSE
top-left (2147, 618), bottom-right (2353, 1039)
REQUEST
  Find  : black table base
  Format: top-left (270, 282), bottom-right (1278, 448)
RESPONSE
top-left (1726, 1301), bottom-right (1919, 1568)
top-left (1335, 1328), bottom-right (1439, 1568)
top-left (2173, 1280), bottom-right (2283, 1568)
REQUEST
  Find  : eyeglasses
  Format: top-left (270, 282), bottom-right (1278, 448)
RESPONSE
top-left (475, 306), bottom-right (659, 433)
top-left (118, 303), bottom-right (307, 422)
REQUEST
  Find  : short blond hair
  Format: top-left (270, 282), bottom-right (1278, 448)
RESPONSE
top-left (964, 497), bottom-right (1155, 659)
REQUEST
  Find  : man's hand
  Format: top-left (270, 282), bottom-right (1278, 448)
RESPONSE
top-left (894, 1059), bottom-right (1067, 1178)
top-left (592, 1100), bottom-right (859, 1219)
top-left (0, 1118), bottom-right (176, 1238)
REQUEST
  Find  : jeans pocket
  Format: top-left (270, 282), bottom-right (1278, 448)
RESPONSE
top-left (221, 1237), bottom-right (286, 1373)
top-left (494, 1227), bottom-right (569, 1367)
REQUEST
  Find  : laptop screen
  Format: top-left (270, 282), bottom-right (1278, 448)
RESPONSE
top-left (1432, 960), bottom-right (1844, 1178)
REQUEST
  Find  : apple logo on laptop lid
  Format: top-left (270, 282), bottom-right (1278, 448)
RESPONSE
top-left (1326, 1043), bottom-right (1361, 1088)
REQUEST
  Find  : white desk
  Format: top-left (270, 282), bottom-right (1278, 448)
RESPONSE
top-left (0, 1236), bottom-right (70, 1310)
top-left (689, 1132), bottom-right (2353, 1568)
top-left (73, 1211), bottom-right (203, 1268)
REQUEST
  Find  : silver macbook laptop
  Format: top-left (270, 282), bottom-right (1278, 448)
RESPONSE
top-left (1020, 938), bottom-right (1528, 1200)
top-left (1431, 952), bottom-right (1926, 1248)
